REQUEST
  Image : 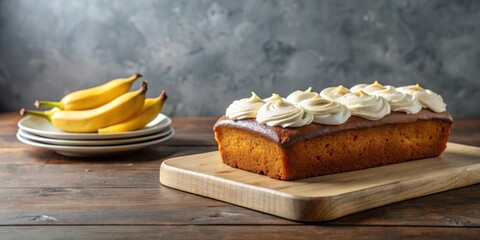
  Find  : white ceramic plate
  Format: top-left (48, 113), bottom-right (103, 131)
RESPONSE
top-left (18, 126), bottom-right (173, 146)
top-left (18, 114), bottom-right (172, 140)
top-left (16, 129), bottom-right (175, 157)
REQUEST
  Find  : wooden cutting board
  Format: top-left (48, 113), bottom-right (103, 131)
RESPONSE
top-left (160, 142), bottom-right (480, 222)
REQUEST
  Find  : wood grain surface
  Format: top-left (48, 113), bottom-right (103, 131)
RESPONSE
top-left (0, 112), bottom-right (479, 239)
top-left (160, 143), bottom-right (480, 221)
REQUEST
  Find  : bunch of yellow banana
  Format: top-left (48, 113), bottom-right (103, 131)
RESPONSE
top-left (20, 74), bottom-right (168, 133)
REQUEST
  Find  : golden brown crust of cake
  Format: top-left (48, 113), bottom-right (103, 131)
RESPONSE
top-left (214, 110), bottom-right (453, 180)
top-left (215, 109), bottom-right (453, 147)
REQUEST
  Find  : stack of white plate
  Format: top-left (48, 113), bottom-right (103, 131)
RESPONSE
top-left (16, 114), bottom-right (173, 157)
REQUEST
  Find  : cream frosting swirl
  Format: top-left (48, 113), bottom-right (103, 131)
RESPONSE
top-left (226, 92), bottom-right (265, 120)
top-left (256, 99), bottom-right (313, 127)
top-left (337, 91), bottom-right (391, 120)
top-left (350, 83), bottom-right (368, 93)
top-left (397, 84), bottom-right (446, 113)
top-left (362, 81), bottom-right (390, 94)
top-left (299, 96), bottom-right (351, 125)
top-left (286, 87), bottom-right (317, 104)
top-left (263, 93), bottom-right (282, 102)
top-left (361, 82), bottom-right (422, 114)
top-left (320, 85), bottom-right (351, 101)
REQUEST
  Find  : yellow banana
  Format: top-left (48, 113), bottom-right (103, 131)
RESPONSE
top-left (21, 82), bottom-right (148, 133)
top-left (35, 73), bottom-right (142, 110)
top-left (98, 90), bottom-right (167, 133)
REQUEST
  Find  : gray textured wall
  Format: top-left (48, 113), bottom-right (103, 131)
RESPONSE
top-left (0, 0), bottom-right (479, 117)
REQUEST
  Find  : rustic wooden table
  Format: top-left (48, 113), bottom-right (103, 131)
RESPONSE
top-left (1, 112), bottom-right (479, 239)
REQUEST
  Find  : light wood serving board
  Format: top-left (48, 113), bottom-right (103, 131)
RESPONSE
top-left (160, 143), bottom-right (480, 222)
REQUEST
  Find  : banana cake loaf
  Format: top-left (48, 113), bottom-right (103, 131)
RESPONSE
top-left (213, 82), bottom-right (453, 181)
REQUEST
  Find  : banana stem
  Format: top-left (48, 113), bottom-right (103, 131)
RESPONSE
top-left (20, 108), bottom-right (51, 121)
top-left (35, 100), bottom-right (62, 109)
top-left (159, 90), bottom-right (167, 101)
top-left (140, 81), bottom-right (148, 93)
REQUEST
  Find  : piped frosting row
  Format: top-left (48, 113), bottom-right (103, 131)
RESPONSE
top-left (226, 82), bottom-right (447, 128)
